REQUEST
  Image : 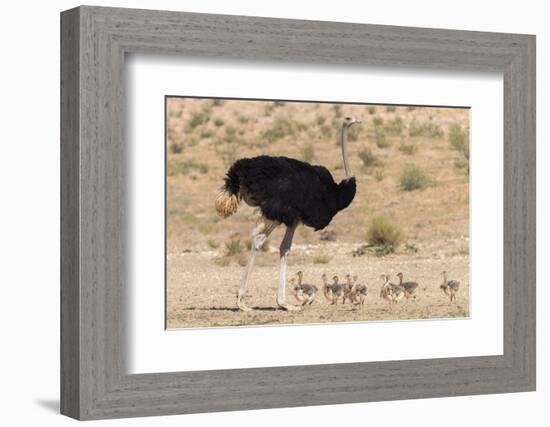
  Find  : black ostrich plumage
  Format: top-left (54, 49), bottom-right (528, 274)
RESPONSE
top-left (223, 155), bottom-right (356, 231)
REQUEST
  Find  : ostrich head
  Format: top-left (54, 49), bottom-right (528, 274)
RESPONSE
top-left (396, 272), bottom-right (403, 279)
top-left (343, 116), bottom-right (360, 127)
top-left (332, 275), bottom-right (339, 284)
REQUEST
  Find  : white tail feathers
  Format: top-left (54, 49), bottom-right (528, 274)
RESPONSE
top-left (215, 189), bottom-right (241, 218)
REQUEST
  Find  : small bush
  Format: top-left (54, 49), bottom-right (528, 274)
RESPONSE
top-left (333, 104), bottom-right (343, 117)
top-left (273, 101), bottom-right (286, 107)
top-left (261, 118), bottom-right (295, 142)
top-left (320, 124), bottom-right (332, 140)
top-left (225, 237), bottom-right (244, 257)
top-left (399, 143), bottom-right (417, 155)
top-left (372, 116), bottom-right (384, 127)
top-left (168, 159), bottom-right (209, 176)
top-left (316, 115), bottom-right (326, 126)
top-left (409, 119), bottom-right (444, 138)
top-left (454, 158), bottom-right (469, 174)
top-left (405, 243), bottom-right (419, 253)
top-left (367, 106), bottom-right (376, 115)
top-left (384, 117), bottom-right (403, 136)
top-left (373, 169), bottom-right (385, 181)
top-left (449, 124), bottom-right (470, 160)
top-left (207, 239), bottom-right (220, 249)
top-left (375, 127), bottom-right (390, 148)
top-left (237, 114), bottom-right (250, 124)
top-left (313, 253), bottom-right (331, 264)
top-left (347, 124), bottom-right (363, 142)
top-left (386, 105), bottom-right (397, 113)
top-left (211, 99), bottom-right (225, 107)
top-left (214, 118), bottom-right (225, 127)
top-left (366, 215), bottom-right (403, 248)
top-left (300, 143), bottom-right (315, 163)
top-left (400, 164), bottom-right (430, 191)
top-left (200, 128), bottom-right (214, 139)
top-left (187, 110), bottom-right (210, 131)
top-left (406, 106), bottom-right (416, 111)
top-left (170, 142), bottom-right (183, 154)
top-left (358, 147), bottom-right (380, 167)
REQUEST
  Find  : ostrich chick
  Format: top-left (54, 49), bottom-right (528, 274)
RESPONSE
top-left (440, 271), bottom-right (460, 303)
top-left (351, 275), bottom-right (368, 305)
top-left (396, 272), bottom-right (419, 300)
top-left (342, 274), bottom-right (354, 304)
top-left (292, 271), bottom-right (318, 306)
top-left (321, 273), bottom-right (333, 303)
top-left (328, 275), bottom-right (344, 305)
top-left (380, 274), bottom-right (405, 306)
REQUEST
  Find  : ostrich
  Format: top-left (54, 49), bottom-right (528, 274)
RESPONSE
top-left (440, 271), bottom-right (460, 303)
top-left (321, 273), bottom-right (333, 303)
top-left (396, 272), bottom-right (419, 300)
top-left (342, 274), bottom-right (354, 304)
top-left (293, 271), bottom-right (318, 306)
top-left (351, 275), bottom-right (368, 305)
top-left (215, 116), bottom-right (360, 311)
top-left (379, 274), bottom-right (405, 306)
top-left (328, 275), bottom-right (345, 305)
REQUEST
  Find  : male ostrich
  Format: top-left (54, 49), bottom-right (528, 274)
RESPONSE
top-left (215, 116), bottom-right (360, 311)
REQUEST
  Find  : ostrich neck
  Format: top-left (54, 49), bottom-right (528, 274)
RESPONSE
top-left (341, 125), bottom-right (352, 178)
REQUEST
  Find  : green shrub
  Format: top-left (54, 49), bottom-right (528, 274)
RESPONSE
top-left (366, 215), bottom-right (403, 249)
top-left (409, 119), bottom-right (444, 138)
top-left (168, 159), bottom-right (209, 176)
top-left (207, 239), bottom-right (220, 249)
top-left (384, 117), bottom-right (403, 136)
top-left (333, 104), bottom-right (343, 117)
top-left (214, 118), bottom-right (225, 127)
top-left (375, 127), bottom-right (390, 148)
top-left (200, 128), bottom-right (214, 139)
top-left (170, 142), bottom-right (183, 154)
top-left (367, 106), bottom-right (376, 115)
top-left (187, 110), bottom-right (210, 131)
top-left (316, 124), bottom-right (330, 140)
top-left (399, 143), bottom-right (417, 155)
top-left (225, 237), bottom-right (244, 257)
top-left (358, 147), bottom-right (380, 167)
top-left (449, 124), bottom-right (470, 160)
top-left (313, 253), bottom-right (331, 264)
top-left (316, 115), bottom-right (326, 126)
top-left (400, 164), bottom-right (430, 191)
top-left (237, 115), bottom-right (250, 124)
top-left (261, 118), bottom-right (295, 142)
top-left (372, 116), bottom-right (384, 127)
top-left (373, 169), bottom-right (385, 181)
top-left (386, 105), bottom-right (397, 113)
top-left (347, 124), bottom-right (363, 142)
top-left (211, 99), bottom-right (225, 107)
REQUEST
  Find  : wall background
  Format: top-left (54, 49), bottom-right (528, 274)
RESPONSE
top-left (0, 0), bottom-right (546, 425)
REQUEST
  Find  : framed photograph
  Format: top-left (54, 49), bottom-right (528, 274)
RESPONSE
top-left (61, 6), bottom-right (535, 420)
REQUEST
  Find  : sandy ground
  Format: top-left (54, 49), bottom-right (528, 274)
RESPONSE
top-left (167, 241), bottom-right (469, 329)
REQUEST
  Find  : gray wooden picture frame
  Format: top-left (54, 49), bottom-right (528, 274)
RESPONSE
top-left (60, 5), bottom-right (536, 421)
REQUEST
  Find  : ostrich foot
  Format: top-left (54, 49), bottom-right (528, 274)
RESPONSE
top-left (237, 293), bottom-right (253, 312)
top-left (277, 301), bottom-right (302, 311)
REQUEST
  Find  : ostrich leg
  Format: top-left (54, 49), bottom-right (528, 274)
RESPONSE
top-left (237, 219), bottom-right (278, 311)
top-left (277, 223), bottom-right (301, 311)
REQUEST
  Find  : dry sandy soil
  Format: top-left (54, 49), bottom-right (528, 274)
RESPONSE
top-left (166, 99), bottom-right (470, 328)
